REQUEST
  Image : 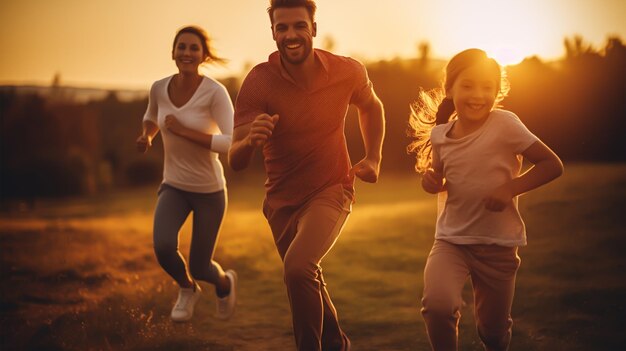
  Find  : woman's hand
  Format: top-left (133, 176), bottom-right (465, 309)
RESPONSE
top-left (165, 115), bottom-right (186, 136)
top-left (136, 134), bottom-right (152, 153)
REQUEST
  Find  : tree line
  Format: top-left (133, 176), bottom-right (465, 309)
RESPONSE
top-left (1, 36), bottom-right (624, 199)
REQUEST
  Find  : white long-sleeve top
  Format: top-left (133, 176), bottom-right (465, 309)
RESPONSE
top-left (143, 75), bottom-right (234, 193)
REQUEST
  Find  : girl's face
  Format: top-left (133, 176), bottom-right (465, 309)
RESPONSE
top-left (448, 64), bottom-right (498, 123)
top-left (172, 33), bottom-right (206, 74)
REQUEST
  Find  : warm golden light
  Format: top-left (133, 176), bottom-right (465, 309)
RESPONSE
top-left (0, 0), bottom-right (624, 88)
top-left (487, 47), bottom-right (526, 66)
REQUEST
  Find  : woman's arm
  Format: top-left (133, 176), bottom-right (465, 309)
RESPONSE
top-left (208, 88), bottom-right (234, 154)
top-left (164, 114), bottom-right (214, 149)
top-left (136, 120), bottom-right (159, 153)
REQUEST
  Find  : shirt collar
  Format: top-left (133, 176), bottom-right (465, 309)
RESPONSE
top-left (269, 49), bottom-right (330, 90)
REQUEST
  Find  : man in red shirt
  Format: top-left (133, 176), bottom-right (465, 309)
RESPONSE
top-left (229, 1), bottom-right (385, 350)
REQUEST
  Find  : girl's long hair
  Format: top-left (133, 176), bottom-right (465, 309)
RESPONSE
top-left (407, 48), bottom-right (509, 173)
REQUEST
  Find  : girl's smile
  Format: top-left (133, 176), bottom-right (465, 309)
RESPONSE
top-left (448, 64), bottom-right (498, 125)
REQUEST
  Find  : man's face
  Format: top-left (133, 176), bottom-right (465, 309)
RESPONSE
top-left (271, 7), bottom-right (316, 65)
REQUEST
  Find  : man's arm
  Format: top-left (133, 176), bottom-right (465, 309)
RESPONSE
top-left (351, 93), bottom-right (385, 183)
top-left (228, 114), bottom-right (279, 171)
top-left (229, 123), bottom-right (256, 171)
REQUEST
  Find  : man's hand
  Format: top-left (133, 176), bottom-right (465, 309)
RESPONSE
top-left (248, 114), bottom-right (279, 147)
top-left (350, 158), bottom-right (380, 183)
top-left (421, 168), bottom-right (444, 194)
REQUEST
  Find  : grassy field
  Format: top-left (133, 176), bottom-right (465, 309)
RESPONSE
top-left (1, 163), bottom-right (625, 351)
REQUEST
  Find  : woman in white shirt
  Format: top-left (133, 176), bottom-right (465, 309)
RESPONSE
top-left (136, 26), bottom-right (236, 322)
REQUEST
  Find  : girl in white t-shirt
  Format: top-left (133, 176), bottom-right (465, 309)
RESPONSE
top-left (408, 48), bottom-right (563, 350)
top-left (136, 26), bottom-right (236, 322)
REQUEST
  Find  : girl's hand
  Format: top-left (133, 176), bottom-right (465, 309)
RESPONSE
top-left (165, 115), bottom-right (185, 135)
top-left (483, 184), bottom-right (513, 212)
top-left (422, 168), bottom-right (444, 194)
top-left (136, 134), bottom-right (152, 153)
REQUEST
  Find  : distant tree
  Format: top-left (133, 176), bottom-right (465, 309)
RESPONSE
top-left (417, 41), bottom-right (430, 67)
top-left (604, 36), bottom-right (626, 59)
top-left (51, 72), bottom-right (61, 88)
top-left (564, 35), bottom-right (596, 58)
top-left (322, 35), bottom-right (336, 52)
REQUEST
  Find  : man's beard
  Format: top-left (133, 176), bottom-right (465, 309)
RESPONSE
top-left (278, 40), bottom-right (312, 65)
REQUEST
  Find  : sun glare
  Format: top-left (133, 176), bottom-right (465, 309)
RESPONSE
top-left (486, 47), bottom-right (526, 66)
top-left (414, 0), bottom-right (561, 66)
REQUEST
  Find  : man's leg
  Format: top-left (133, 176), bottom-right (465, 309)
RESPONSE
top-left (318, 266), bottom-right (351, 351)
top-left (267, 185), bottom-right (351, 351)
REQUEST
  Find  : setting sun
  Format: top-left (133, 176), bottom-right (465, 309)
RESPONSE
top-left (486, 47), bottom-right (526, 66)
top-left (0, 0), bottom-right (624, 88)
top-left (392, 0), bottom-right (565, 66)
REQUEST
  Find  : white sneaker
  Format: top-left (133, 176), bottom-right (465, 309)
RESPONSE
top-left (170, 283), bottom-right (201, 322)
top-left (215, 270), bottom-right (237, 320)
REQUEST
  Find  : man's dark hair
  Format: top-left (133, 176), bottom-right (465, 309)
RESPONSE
top-left (267, 0), bottom-right (317, 24)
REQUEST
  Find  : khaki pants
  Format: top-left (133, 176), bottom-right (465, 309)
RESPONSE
top-left (263, 184), bottom-right (352, 351)
top-left (421, 239), bottom-right (521, 351)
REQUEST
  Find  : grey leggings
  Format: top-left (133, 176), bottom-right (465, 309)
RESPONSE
top-left (153, 183), bottom-right (226, 287)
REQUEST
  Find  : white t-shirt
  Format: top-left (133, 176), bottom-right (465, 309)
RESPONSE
top-left (143, 75), bottom-right (234, 193)
top-left (431, 109), bottom-right (539, 247)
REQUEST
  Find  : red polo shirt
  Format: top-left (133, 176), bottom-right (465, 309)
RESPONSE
top-left (234, 49), bottom-right (374, 209)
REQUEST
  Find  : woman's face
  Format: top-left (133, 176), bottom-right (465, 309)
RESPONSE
top-left (172, 32), bottom-right (206, 74)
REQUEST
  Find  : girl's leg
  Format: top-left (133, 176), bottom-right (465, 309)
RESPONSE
top-left (421, 240), bottom-right (470, 351)
top-left (468, 246), bottom-right (520, 351)
top-left (153, 184), bottom-right (194, 288)
top-left (187, 190), bottom-right (230, 296)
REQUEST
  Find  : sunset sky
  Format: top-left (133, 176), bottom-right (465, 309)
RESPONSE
top-left (1, 0), bottom-right (625, 89)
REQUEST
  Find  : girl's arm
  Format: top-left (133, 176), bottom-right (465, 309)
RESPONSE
top-left (422, 142), bottom-right (446, 194)
top-left (512, 140), bottom-right (564, 195)
top-left (484, 140), bottom-right (563, 211)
